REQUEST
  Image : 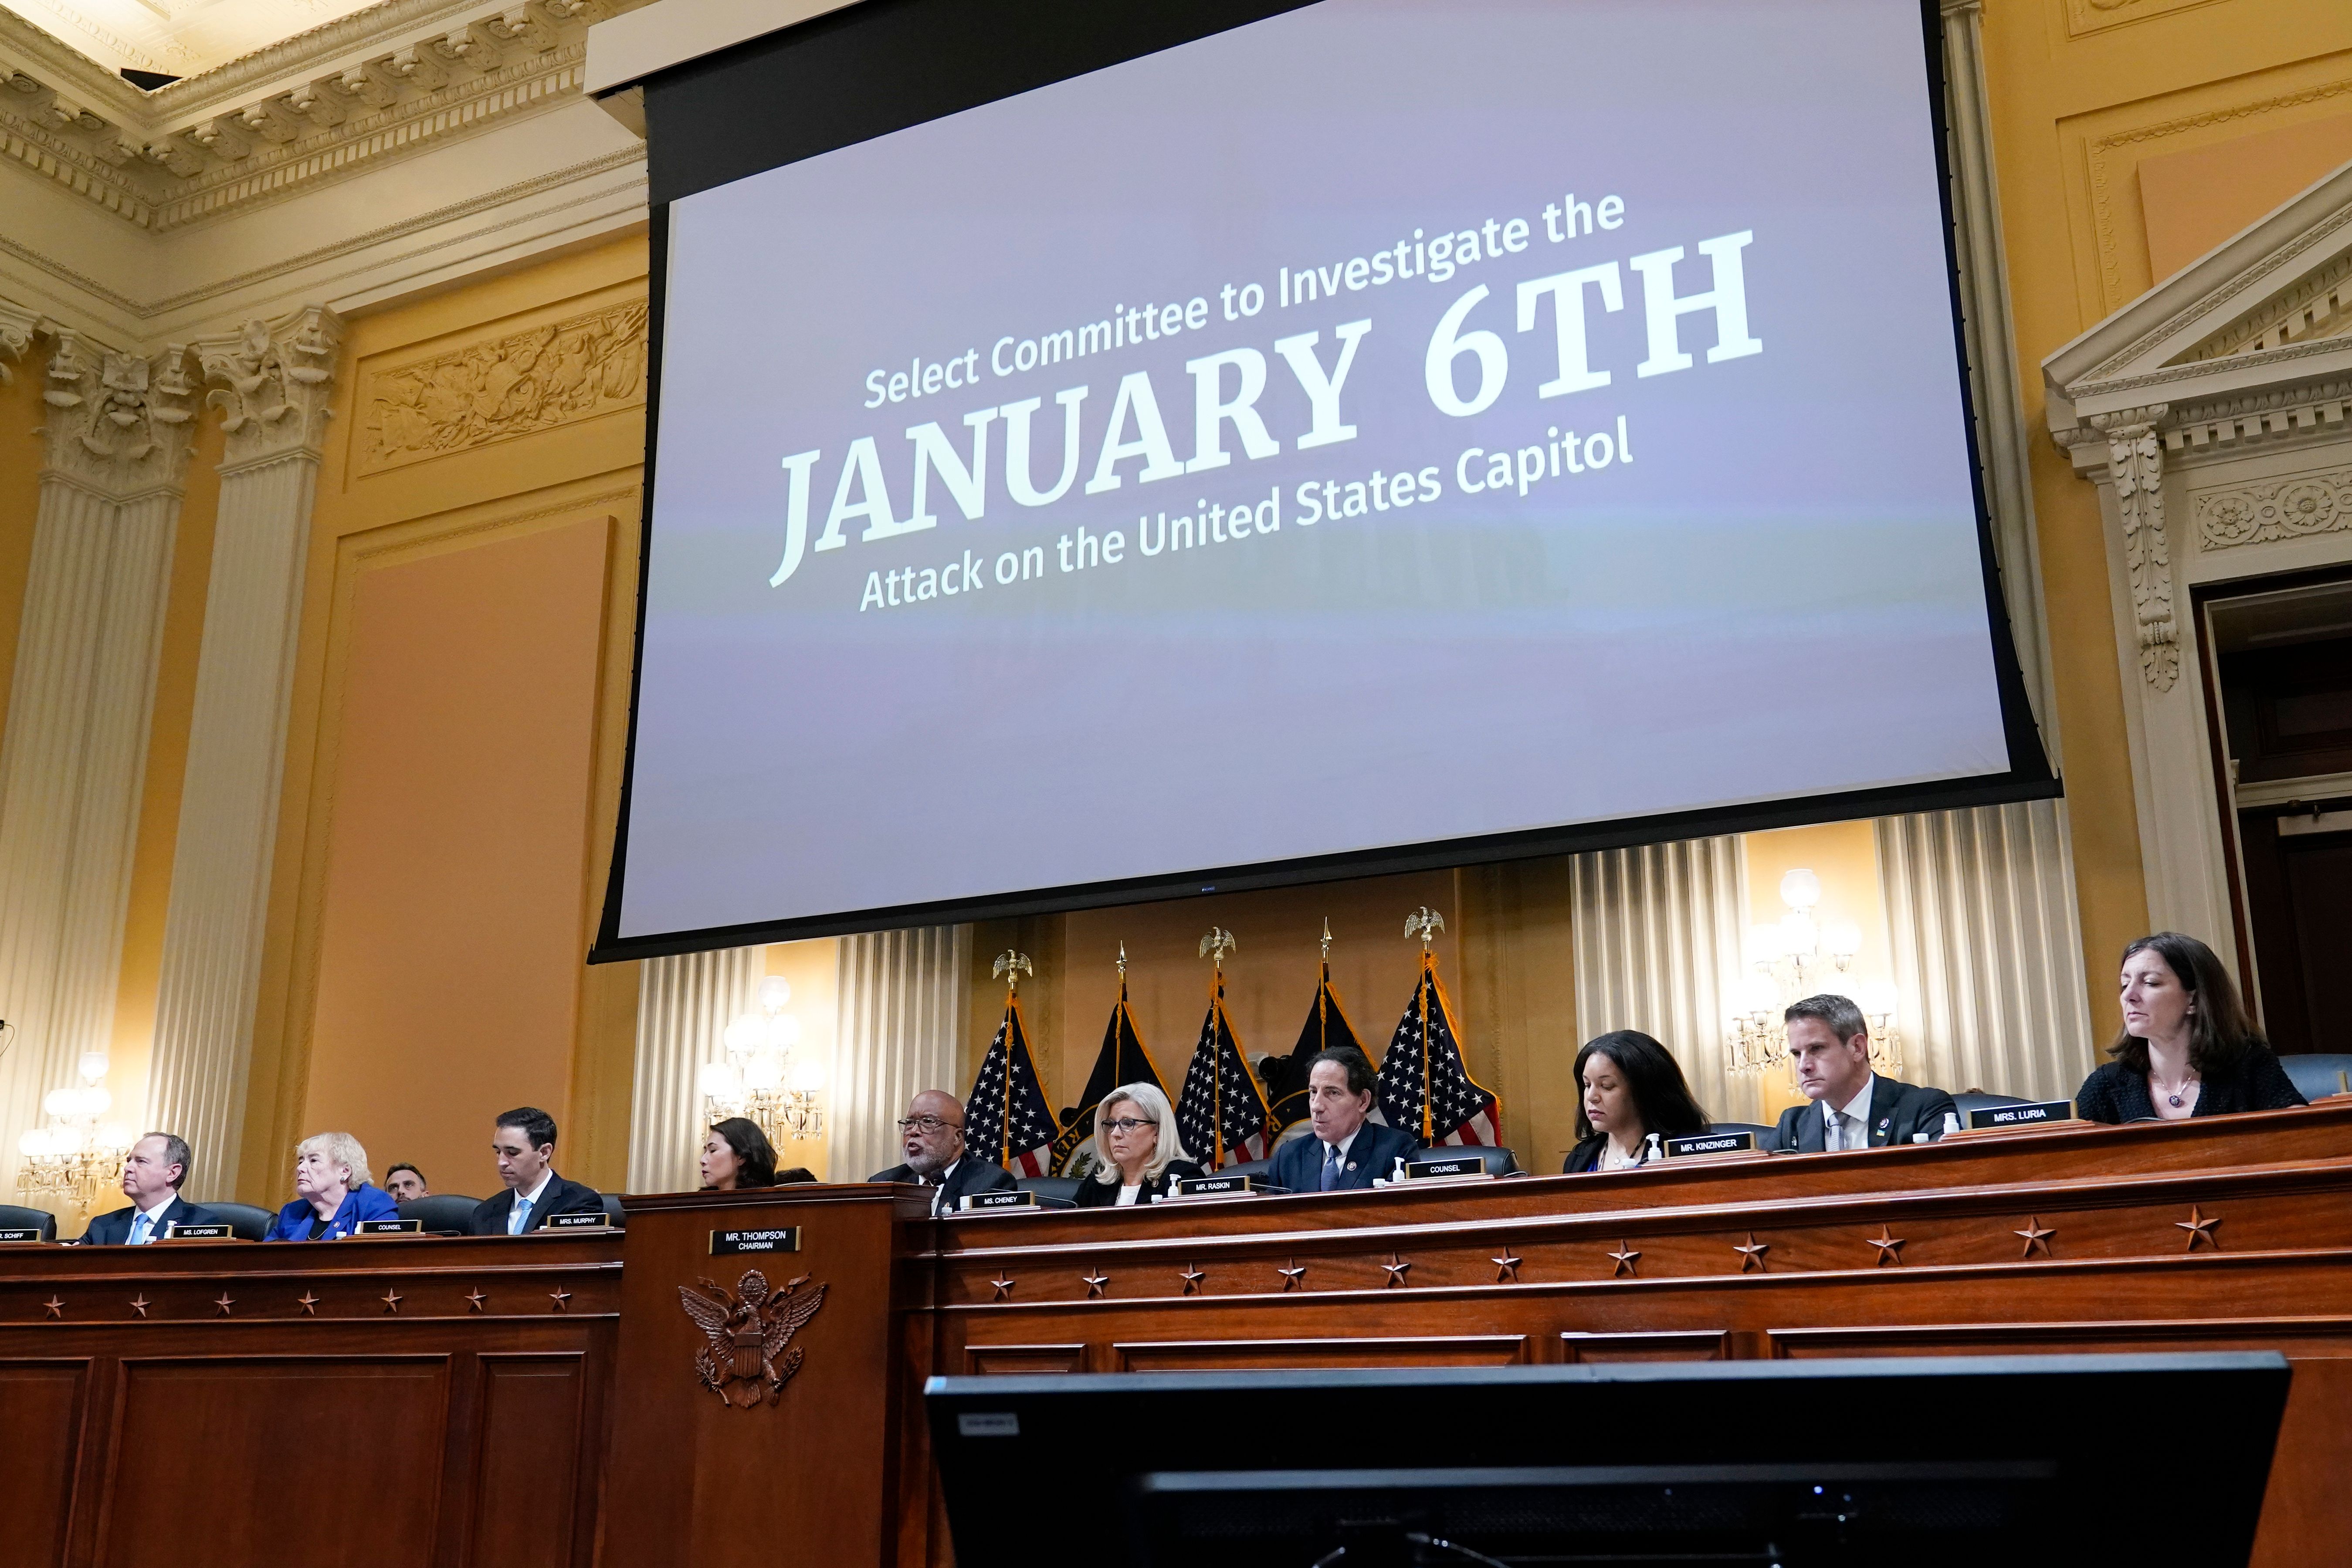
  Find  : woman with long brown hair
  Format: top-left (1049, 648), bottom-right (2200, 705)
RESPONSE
top-left (2076, 932), bottom-right (2306, 1123)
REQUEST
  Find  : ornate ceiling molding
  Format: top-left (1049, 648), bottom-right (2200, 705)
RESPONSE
top-left (0, 0), bottom-right (649, 231)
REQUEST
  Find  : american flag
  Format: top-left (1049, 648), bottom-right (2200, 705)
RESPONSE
top-left (1051, 977), bottom-right (1168, 1175)
top-left (1377, 954), bottom-right (1501, 1145)
top-left (1175, 976), bottom-right (1273, 1168)
top-left (966, 996), bottom-right (1056, 1178)
top-left (1264, 963), bottom-right (1368, 1131)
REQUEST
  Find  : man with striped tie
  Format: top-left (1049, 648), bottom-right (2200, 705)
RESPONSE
top-left (79, 1133), bottom-right (220, 1243)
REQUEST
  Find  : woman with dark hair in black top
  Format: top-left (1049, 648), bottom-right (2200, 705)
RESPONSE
top-left (1563, 1030), bottom-right (1712, 1172)
top-left (699, 1116), bottom-right (782, 1189)
top-left (2076, 931), bottom-right (2305, 1124)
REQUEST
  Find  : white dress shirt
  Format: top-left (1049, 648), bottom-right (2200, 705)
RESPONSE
top-left (1114, 1182), bottom-right (1143, 1207)
top-left (508, 1170), bottom-right (554, 1234)
top-left (1821, 1075), bottom-right (1878, 1151)
top-left (929, 1159), bottom-right (962, 1217)
top-left (126, 1192), bottom-right (177, 1244)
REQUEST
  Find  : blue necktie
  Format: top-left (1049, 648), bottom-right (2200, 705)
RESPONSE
top-left (510, 1195), bottom-right (532, 1235)
top-left (129, 1210), bottom-right (152, 1244)
top-left (1319, 1145), bottom-right (1342, 1192)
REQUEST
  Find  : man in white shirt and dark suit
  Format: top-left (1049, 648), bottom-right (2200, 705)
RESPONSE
top-left (1772, 994), bottom-right (1957, 1153)
top-left (468, 1107), bottom-right (604, 1235)
top-left (1269, 1046), bottom-right (1421, 1193)
top-left (79, 1132), bottom-right (221, 1243)
top-left (870, 1090), bottom-right (1015, 1216)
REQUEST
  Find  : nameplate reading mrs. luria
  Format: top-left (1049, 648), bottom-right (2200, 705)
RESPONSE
top-left (162, 1222), bottom-right (234, 1239)
top-left (544, 1210), bottom-right (612, 1230)
top-left (0, 1227), bottom-right (44, 1243)
top-left (958, 1189), bottom-right (1036, 1212)
top-left (711, 1227), bottom-right (801, 1256)
top-left (354, 1219), bottom-right (423, 1235)
top-left (1967, 1100), bottom-right (2076, 1131)
top-left (1404, 1155), bottom-right (1493, 1180)
top-left (1665, 1130), bottom-right (1757, 1158)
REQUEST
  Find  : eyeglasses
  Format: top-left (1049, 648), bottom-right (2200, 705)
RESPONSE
top-left (897, 1115), bottom-right (960, 1134)
top-left (1101, 1117), bottom-right (1155, 1133)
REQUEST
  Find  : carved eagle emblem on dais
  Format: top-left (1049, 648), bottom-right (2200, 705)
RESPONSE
top-left (678, 1270), bottom-right (828, 1408)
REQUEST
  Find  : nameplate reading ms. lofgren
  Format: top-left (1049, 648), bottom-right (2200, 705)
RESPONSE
top-left (1665, 1130), bottom-right (1757, 1158)
top-left (712, 1227), bottom-right (801, 1255)
top-left (1967, 1100), bottom-right (2076, 1130)
top-left (162, 1222), bottom-right (235, 1239)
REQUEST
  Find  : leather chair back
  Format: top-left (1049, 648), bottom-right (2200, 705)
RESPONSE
top-left (0, 1203), bottom-right (57, 1242)
top-left (2279, 1054), bottom-right (2352, 1102)
top-left (1014, 1175), bottom-right (1081, 1207)
top-left (207, 1202), bottom-right (276, 1242)
top-left (1408, 1145), bottom-right (1520, 1176)
top-left (399, 1194), bottom-right (481, 1235)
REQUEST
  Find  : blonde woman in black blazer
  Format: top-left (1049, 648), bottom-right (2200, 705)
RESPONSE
top-left (1072, 1083), bottom-right (1201, 1207)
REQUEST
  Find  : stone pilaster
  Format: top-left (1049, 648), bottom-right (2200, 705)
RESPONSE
top-left (144, 306), bottom-right (341, 1201)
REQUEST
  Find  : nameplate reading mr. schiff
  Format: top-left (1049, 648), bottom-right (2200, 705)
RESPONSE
top-left (354, 1219), bottom-right (423, 1235)
top-left (543, 1210), bottom-right (611, 1230)
top-left (0, 1227), bottom-right (44, 1243)
top-left (1665, 1130), bottom-right (1757, 1158)
top-left (163, 1221), bottom-right (234, 1239)
top-left (1967, 1100), bottom-right (2076, 1131)
top-left (959, 1189), bottom-right (1036, 1212)
top-left (711, 1227), bottom-right (801, 1256)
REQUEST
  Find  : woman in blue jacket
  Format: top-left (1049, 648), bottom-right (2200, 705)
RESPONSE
top-left (264, 1130), bottom-right (401, 1240)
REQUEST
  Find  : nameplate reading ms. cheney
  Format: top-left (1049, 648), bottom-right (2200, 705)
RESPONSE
top-left (678, 1270), bottom-right (829, 1408)
top-left (711, 1227), bottom-right (801, 1255)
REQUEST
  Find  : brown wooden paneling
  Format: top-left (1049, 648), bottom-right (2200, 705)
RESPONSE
top-left (1114, 1336), bottom-right (1528, 1372)
top-left (98, 1357), bottom-right (450, 1568)
top-left (0, 1360), bottom-right (87, 1568)
top-left (465, 1355), bottom-right (585, 1568)
top-left (964, 1344), bottom-right (1086, 1375)
top-left (1559, 1330), bottom-right (1730, 1363)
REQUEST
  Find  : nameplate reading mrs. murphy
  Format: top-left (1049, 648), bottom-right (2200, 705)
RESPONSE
top-left (544, 1210), bottom-right (612, 1230)
top-left (1966, 1100), bottom-right (2076, 1131)
top-left (711, 1226), bottom-right (801, 1256)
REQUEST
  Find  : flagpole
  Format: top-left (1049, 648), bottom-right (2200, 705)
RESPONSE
top-left (1200, 927), bottom-right (1235, 1168)
top-left (1404, 908), bottom-right (1444, 1143)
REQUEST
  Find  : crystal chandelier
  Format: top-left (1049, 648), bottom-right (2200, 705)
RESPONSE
top-left (16, 1052), bottom-right (134, 1210)
top-left (1725, 869), bottom-right (1903, 1077)
top-left (701, 975), bottom-right (827, 1143)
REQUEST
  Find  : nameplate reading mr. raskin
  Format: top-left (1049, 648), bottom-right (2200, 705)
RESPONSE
top-left (163, 1222), bottom-right (234, 1239)
top-left (544, 1210), bottom-right (611, 1230)
top-left (1665, 1131), bottom-right (1756, 1158)
top-left (0, 1227), bottom-right (44, 1243)
top-left (1967, 1100), bottom-right (2076, 1131)
top-left (1405, 1156), bottom-right (1490, 1180)
top-left (959, 1189), bottom-right (1036, 1212)
top-left (354, 1219), bottom-right (422, 1235)
top-left (710, 1226), bottom-right (801, 1256)
top-left (1171, 1173), bottom-right (1256, 1198)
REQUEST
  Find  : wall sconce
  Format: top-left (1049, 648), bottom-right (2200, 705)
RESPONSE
top-left (1726, 870), bottom-right (1903, 1078)
top-left (701, 975), bottom-right (826, 1141)
top-left (16, 1051), bottom-right (134, 1211)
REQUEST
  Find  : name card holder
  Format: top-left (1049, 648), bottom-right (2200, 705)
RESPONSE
top-left (958, 1189), bottom-right (1038, 1212)
top-left (1403, 1156), bottom-right (1494, 1182)
top-left (1664, 1130), bottom-right (1763, 1160)
top-left (1953, 1100), bottom-right (2078, 1136)
top-left (0, 1227), bottom-right (47, 1243)
top-left (1165, 1173), bottom-right (1261, 1201)
top-left (162, 1221), bottom-right (236, 1240)
top-left (353, 1219), bottom-right (424, 1236)
top-left (711, 1226), bottom-right (802, 1255)
top-left (543, 1210), bottom-right (613, 1230)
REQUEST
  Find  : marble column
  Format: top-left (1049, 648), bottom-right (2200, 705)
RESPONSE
top-left (0, 323), bottom-right (198, 1206)
top-left (627, 946), bottom-right (765, 1195)
top-left (831, 925), bottom-right (968, 1183)
top-left (144, 308), bottom-right (340, 1201)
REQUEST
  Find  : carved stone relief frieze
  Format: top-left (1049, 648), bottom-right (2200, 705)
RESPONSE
top-left (38, 331), bottom-right (200, 496)
top-left (2195, 463), bottom-right (2352, 552)
top-left (2094, 405), bottom-right (2177, 691)
top-left (356, 297), bottom-right (646, 474)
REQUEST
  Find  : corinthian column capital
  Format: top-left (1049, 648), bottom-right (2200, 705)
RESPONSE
top-left (38, 332), bottom-right (202, 499)
top-left (198, 305), bottom-right (344, 470)
top-left (0, 299), bottom-right (34, 379)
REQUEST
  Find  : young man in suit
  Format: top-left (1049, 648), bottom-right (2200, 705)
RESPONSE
top-left (469, 1107), bottom-right (604, 1235)
top-left (869, 1090), bottom-right (1015, 1216)
top-left (1772, 994), bottom-right (1958, 1152)
top-left (1270, 1046), bottom-right (1421, 1193)
top-left (80, 1132), bottom-right (220, 1243)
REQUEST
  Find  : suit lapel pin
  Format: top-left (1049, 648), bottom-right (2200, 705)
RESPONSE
top-left (1346, 1162), bottom-right (1358, 1172)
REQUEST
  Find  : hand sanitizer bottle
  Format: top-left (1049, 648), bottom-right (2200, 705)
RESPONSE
top-left (1393, 1156), bottom-right (1408, 1183)
top-left (1645, 1132), bottom-right (1663, 1164)
top-left (1942, 1111), bottom-right (1962, 1140)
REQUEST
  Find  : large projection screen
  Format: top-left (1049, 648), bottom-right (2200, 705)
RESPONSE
top-left (596, 0), bottom-right (2051, 957)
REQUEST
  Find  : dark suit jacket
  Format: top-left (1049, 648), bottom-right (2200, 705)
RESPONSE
top-left (468, 1172), bottom-right (604, 1236)
top-left (1069, 1159), bottom-right (1204, 1207)
top-left (1773, 1076), bottom-right (1959, 1152)
top-left (2076, 1047), bottom-right (2307, 1124)
top-left (80, 1194), bottom-right (220, 1244)
top-left (1269, 1121), bottom-right (1422, 1193)
top-left (868, 1157), bottom-right (1016, 1212)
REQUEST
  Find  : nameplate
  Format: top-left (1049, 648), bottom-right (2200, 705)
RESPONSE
top-left (1966, 1100), bottom-right (2076, 1131)
top-left (958, 1189), bottom-right (1036, 1212)
top-left (353, 1219), bottom-right (423, 1235)
top-left (0, 1227), bottom-right (45, 1243)
top-left (162, 1222), bottom-right (234, 1239)
top-left (543, 1210), bottom-right (611, 1230)
top-left (1169, 1173), bottom-right (1257, 1199)
top-left (711, 1226), bottom-right (801, 1255)
top-left (1665, 1131), bottom-right (1757, 1158)
top-left (1404, 1156), bottom-right (1493, 1181)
